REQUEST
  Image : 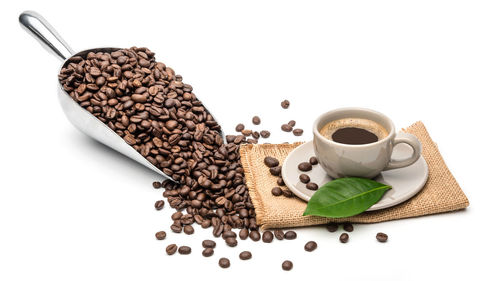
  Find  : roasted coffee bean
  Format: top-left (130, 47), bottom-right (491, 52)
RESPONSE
top-left (166, 244), bottom-right (178, 255)
top-left (264, 156), bottom-right (279, 167)
top-left (183, 225), bottom-right (194, 235)
top-left (155, 200), bottom-right (165, 210)
top-left (287, 120), bottom-right (296, 127)
top-left (299, 174), bottom-right (310, 183)
top-left (282, 189), bottom-right (294, 197)
top-left (178, 246), bottom-right (191, 255)
top-left (262, 231), bottom-right (274, 243)
top-left (304, 241), bottom-right (317, 252)
top-left (239, 228), bottom-right (249, 240)
top-left (281, 124), bottom-right (293, 132)
top-left (252, 116), bottom-right (261, 125)
top-left (202, 240), bottom-right (216, 248)
top-left (326, 222), bottom-right (339, 232)
top-left (152, 181), bottom-right (162, 189)
top-left (281, 100), bottom-right (290, 109)
top-left (343, 223), bottom-right (354, 232)
top-left (282, 260), bottom-right (293, 271)
top-left (171, 224), bottom-right (182, 233)
top-left (222, 231), bottom-right (237, 239)
top-left (225, 237), bottom-right (238, 247)
top-left (241, 129), bottom-right (252, 136)
top-left (309, 156), bottom-right (319, 165)
top-left (235, 123), bottom-right (245, 132)
top-left (339, 233), bottom-right (349, 243)
top-left (171, 211), bottom-right (183, 220)
top-left (219, 258), bottom-right (230, 268)
top-left (274, 230), bottom-right (285, 240)
top-left (293, 129), bottom-right (303, 136)
top-left (277, 177), bottom-right (285, 186)
top-left (271, 187), bottom-right (283, 196)
top-left (298, 162), bottom-right (312, 171)
top-left (249, 230), bottom-right (261, 241)
top-left (155, 231), bottom-right (166, 240)
top-left (202, 248), bottom-right (214, 257)
top-left (269, 166), bottom-right (282, 176)
top-left (284, 231), bottom-right (297, 240)
top-left (376, 232), bottom-right (388, 242)
top-left (239, 251), bottom-right (252, 260)
top-left (306, 182), bottom-right (318, 190)
top-left (260, 130), bottom-right (271, 138)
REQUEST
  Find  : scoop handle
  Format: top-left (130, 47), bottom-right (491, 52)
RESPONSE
top-left (19, 11), bottom-right (74, 61)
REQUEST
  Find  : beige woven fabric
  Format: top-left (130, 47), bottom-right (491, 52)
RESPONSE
top-left (240, 121), bottom-right (469, 229)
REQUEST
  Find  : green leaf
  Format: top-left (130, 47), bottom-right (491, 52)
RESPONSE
top-left (303, 177), bottom-right (391, 218)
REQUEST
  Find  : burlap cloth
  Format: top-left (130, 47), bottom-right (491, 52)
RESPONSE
top-left (240, 121), bottom-right (469, 229)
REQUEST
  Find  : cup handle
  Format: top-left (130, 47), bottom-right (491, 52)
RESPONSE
top-left (384, 132), bottom-right (422, 170)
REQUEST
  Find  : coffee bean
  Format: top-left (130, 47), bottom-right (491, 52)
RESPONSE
top-left (284, 231), bottom-right (297, 240)
top-left (293, 129), bottom-right (303, 136)
top-left (264, 156), bottom-right (279, 168)
top-left (299, 174), bottom-right (310, 183)
top-left (252, 131), bottom-right (260, 139)
top-left (202, 248), bottom-right (214, 257)
top-left (239, 228), bottom-right (249, 240)
top-left (154, 200), bottom-right (165, 210)
top-left (183, 225), bottom-right (194, 235)
top-left (152, 181), bottom-right (162, 189)
top-left (171, 211), bottom-right (183, 220)
top-left (277, 177), bottom-right (285, 186)
top-left (304, 241), bottom-right (317, 252)
top-left (281, 124), bottom-right (293, 132)
top-left (343, 223), bottom-right (354, 232)
top-left (202, 240), bottom-right (216, 248)
top-left (235, 123), bottom-right (245, 132)
top-left (339, 233), bottom-right (349, 243)
top-left (155, 231), bottom-right (166, 240)
top-left (178, 246), bottom-right (191, 255)
top-left (326, 222), bottom-right (339, 232)
top-left (281, 100), bottom-right (290, 109)
top-left (262, 231), bottom-right (274, 243)
top-left (376, 232), bottom-right (388, 242)
top-left (271, 187), bottom-right (283, 196)
top-left (219, 258), bottom-right (230, 268)
top-left (241, 129), bottom-right (252, 136)
top-left (269, 166), bottom-right (281, 176)
top-left (282, 260), bottom-right (293, 271)
top-left (252, 116), bottom-right (261, 125)
top-left (249, 230), bottom-right (261, 241)
top-left (171, 224), bottom-right (182, 233)
top-left (239, 251), bottom-right (252, 260)
top-left (306, 182), bottom-right (318, 190)
top-left (166, 244), bottom-right (178, 255)
top-left (225, 237), bottom-right (238, 247)
top-left (274, 230), bottom-right (285, 240)
top-left (222, 230), bottom-right (237, 239)
top-left (260, 130), bottom-right (271, 138)
top-left (309, 156), bottom-right (319, 165)
top-left (282, 189), bottom-right (294, 197)
top-left (287, 120), bottom-right (296, 127)
top-left (298, 162), bottom-right (312, 171)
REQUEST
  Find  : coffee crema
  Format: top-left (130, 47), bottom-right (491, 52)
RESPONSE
top-left (320, 118), bottom-right (388, 145)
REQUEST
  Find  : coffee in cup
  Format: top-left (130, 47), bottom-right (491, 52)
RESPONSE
top-left (319, 118), bottom-right (388, 145)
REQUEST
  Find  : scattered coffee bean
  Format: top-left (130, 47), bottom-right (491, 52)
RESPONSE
top-left (376, 232), bottom-right (388, 242)
top-left (277, 177), bottom-right (285, 186)
top-left (250, 230), bottom-right (261, 241)
top-left (260, 130), bottom-right (271, 138)
top-left (326, 222), bottom-right (339, 232)
top-left (155, 231), bottom-right (166, 240)
top-left (269, 166), bottom-right (282, 176)
top-left (154, 200), bottom-right (165, 210)
top-left (239, 251), bottom-right (252, 260)
top-left (282, 189), bottom-right (294, 197)
top-left (287, 120), bottom-right (296, 127)
top-left (343, 223), bottom-right (354, 232)
top-left (171, 212), bottom-right (183, 221)
top-left (271, 187), bottom-right (283, 196)
top-left (152, 181), bottom-right (162, 189)
top-left (306, 182), bottom-right (318, 190)
top-left (202, 240), bottom-right (216, 248)
top-left (298, 162), bottom-right (312, 171)
top-left (241, 129), bottom-right (252, 136)
top-left (274, 230), bottom-right (285, 240)
top-left (299, 174), bottom-right (310, 183)
top-left (239, 228), bottom-right (249, 240)
top-left (225, 237), bottom-right (238, 247)
top-left (281, 100), bottom-right (290, 109)
top-left (219, 258), bottom-right (230, 268)
top-left (202, 248), bottom-right (214, 257)
top-left (284, 231), bottom-right (297, 240)
top-left (309, 156), bottom-right (319, 165)
top-left (252, 131), bottom-right (260, 139)
top-left (178, 246), bottom-right (191, 255)
top-left (262, 231), bottom-right (274, 243)
top-left (264, 156), bottom-right (280, 168)
top-left (282, 260), bottom-right (293, 271)
top-left (304, 241), bottom-right (318, 252)
top-left (170, 224), bottom-right (182, 233)
top-left (339, 233), bottom-right (349, 243)
top-left (293, 129), bottom-right (303, 136)
top-left (183, 225), bottom-right (194, 235)
top-left (235, 123), bottom-right (245, 132)
top-left (222, 230), bottom-right (237, 239)
top-left (252, 116), bottom-right (261, 125)
top-left (166, 244), bottom-right (177, 255)
top-left (281, 124), bottom-right (293, 132)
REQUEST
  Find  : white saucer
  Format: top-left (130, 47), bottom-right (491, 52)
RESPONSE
top-left (281, 141), bottom-right (429, 211)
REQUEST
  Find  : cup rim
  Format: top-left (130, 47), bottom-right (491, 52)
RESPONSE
top-left (313, 107), bottom-right (396, 148)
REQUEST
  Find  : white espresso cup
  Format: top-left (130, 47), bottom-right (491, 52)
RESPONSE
top-left (313, 107), bottom-right (422, 178)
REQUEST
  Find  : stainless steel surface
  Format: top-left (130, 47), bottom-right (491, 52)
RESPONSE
top-left (19, 11), bottom-right (169, 179)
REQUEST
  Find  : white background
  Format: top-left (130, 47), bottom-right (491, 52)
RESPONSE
top-left (1, 0), bottom-right (499, 280)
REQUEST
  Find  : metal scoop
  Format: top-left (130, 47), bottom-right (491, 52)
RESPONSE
top-left (19, 11), bottom-right (205, 181)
